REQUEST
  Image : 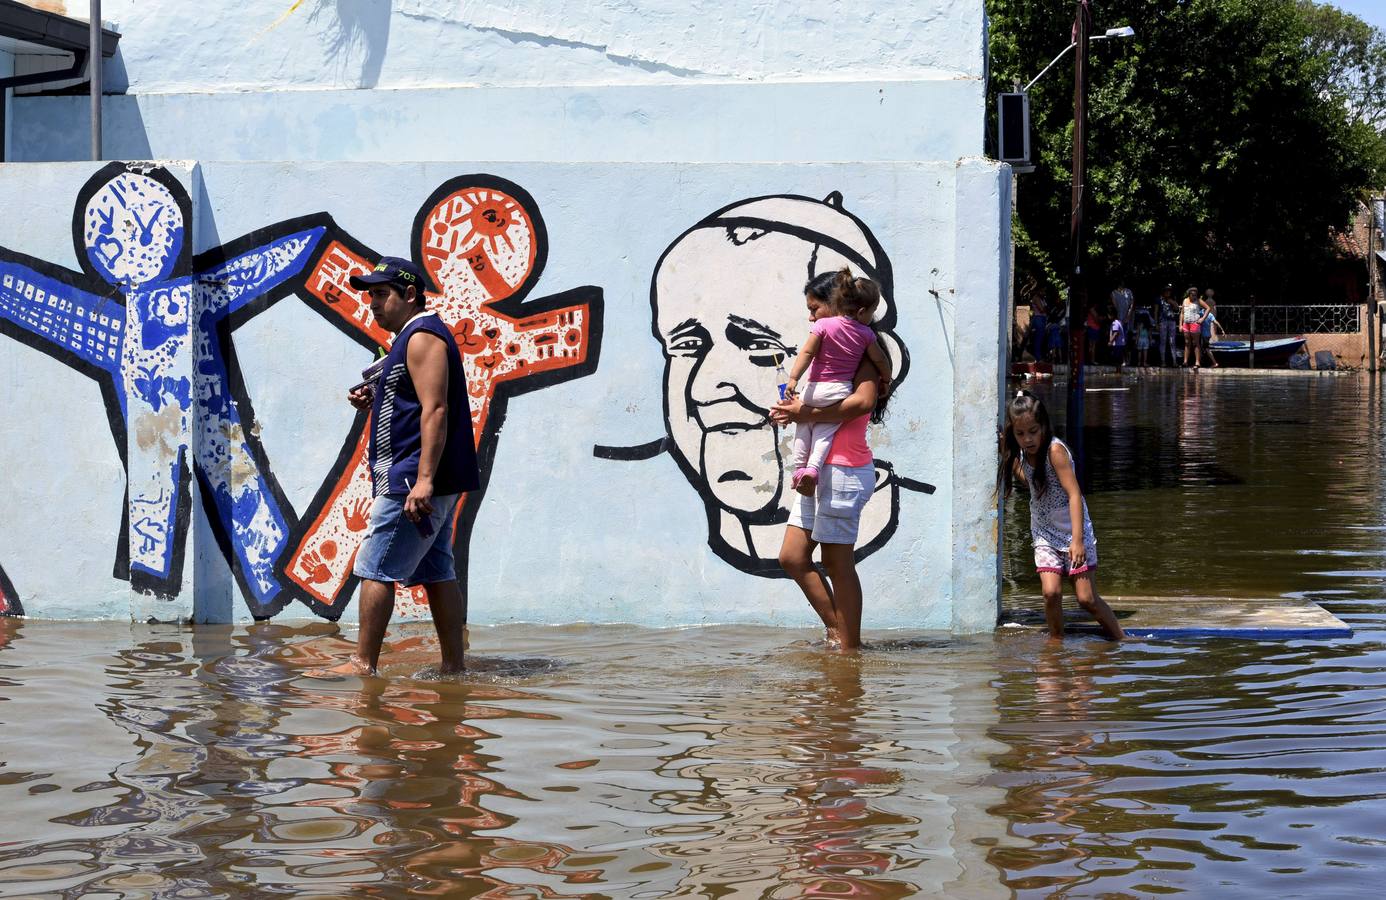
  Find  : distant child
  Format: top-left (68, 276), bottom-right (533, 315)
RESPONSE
top-left (1000, 391), bottom-right (1125, 641)
top-left (785, 268), bottom-right (892, 492)
top-left (1108, 317), bottom-right (1126, 370)
top-left (1134, 303), bottom-right (1154, 367)
top-left (1199, 291), bottom-right (1224, 368)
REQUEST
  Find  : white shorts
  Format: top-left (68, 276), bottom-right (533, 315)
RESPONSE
top-left (1034, 542), bottom-right (1098, 576)
top-left (786, 463), bottom-right (875, 545)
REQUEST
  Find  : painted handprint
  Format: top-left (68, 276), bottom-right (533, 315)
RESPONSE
top-left (282, 175), bottom-right (603, 620)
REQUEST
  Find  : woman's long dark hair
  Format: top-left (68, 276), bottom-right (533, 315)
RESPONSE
top-left (805, 268), bottom-right (890, 423)
top-left (999, 390), bottom-right (1053, 497)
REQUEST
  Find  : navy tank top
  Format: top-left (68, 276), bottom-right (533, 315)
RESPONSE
top-left (367, 312), bottom-right (480, 498)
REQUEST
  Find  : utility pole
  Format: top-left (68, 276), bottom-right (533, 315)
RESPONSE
top-left (1065, 0), bottom-right (1091, 481)
top-left (90, 0), bottom-right (102, 160)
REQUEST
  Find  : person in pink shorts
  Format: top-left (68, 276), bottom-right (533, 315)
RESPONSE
top-left (783, 268), bottom-right (892, 493)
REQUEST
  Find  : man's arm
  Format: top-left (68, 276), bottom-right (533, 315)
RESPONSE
top-left (405, 332), bottom-right (450, 521)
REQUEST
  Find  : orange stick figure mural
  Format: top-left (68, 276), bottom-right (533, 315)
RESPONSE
top-left (284, 175), bottom-right (603, 618)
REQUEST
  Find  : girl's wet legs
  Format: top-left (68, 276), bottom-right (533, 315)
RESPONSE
top-left (1073, 573), bottom-right (1125, 641)
top-left (1039, 571), bottom-right (1065, 639)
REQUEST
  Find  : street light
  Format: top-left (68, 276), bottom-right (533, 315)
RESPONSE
top-left (1021, 25), bottom-right (1134, 92)
top-left (997, 25), bottom-right (1133, 169)
top-left (999, 7), bottom-right (1134, 482)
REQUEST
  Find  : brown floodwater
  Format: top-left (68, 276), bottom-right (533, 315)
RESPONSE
top-left (1, 372), bottom-right (1384, 898)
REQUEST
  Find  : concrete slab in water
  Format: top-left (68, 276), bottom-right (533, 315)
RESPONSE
top-left (1003, 596), bottom-right (1353, 639)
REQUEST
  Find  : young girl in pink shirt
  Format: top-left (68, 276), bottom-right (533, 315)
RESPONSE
top-left (784, 269), bottom-right (892, 492)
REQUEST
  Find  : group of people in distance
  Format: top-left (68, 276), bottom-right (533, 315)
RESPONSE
top-left (1023, 280), bottom-right (1229, 371)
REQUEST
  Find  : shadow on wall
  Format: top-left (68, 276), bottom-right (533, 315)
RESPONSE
top-left (307, 0), bottom-right (392, 89)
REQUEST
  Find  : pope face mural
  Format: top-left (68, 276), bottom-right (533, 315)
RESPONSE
top-left (599, 191), bottom-right (930, 576)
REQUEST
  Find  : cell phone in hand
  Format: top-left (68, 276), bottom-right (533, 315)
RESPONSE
top-left (351, 355), bottom-right (389, 396)
top-left (414, 515), bottom-right (436, 537)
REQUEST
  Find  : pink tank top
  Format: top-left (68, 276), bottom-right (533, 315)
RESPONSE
top-left (825, 413), bottom-right (872, 468)
top-left (808, 316), bottom-right (876, 384)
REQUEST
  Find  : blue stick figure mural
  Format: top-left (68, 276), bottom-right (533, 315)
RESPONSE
top-left (0, 162), bottom-right (325, 613)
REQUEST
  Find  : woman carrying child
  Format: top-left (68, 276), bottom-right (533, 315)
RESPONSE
top-left (782, 269), bottom-right (892, 494)
top-left (1000, 390), bottom-right (1124, 641)
top-left (772, 270), bottom-right (893, 652)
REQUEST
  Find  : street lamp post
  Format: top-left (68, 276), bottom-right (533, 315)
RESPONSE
top-left (1007, 13), bottom-right (1132, 482)
top-left (1066, 0), bottom-right (1092, 482)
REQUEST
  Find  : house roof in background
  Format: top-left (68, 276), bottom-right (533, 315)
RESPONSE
top-left (0, 0), bottom-right (118, 57)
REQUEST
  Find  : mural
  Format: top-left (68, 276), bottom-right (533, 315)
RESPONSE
top-left (0, 563), bottom-right (18, 617)
top-left (596, 192), bottom-right (934, 576)
top-left (282, 175), bottom-right (603, 618)
top-left (0, 163), bottom-right (324, 609)
top-left (0, 165), bottom-right (602, 619)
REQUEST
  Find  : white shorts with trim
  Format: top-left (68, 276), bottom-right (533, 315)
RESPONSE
top-left (786, 463), bottom-right (875, 545)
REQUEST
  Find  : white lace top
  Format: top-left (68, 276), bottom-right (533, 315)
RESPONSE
top-left (1020, 438), bottom-right (1096, 551)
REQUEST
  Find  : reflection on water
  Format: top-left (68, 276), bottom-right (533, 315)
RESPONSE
top-left (1, 375), bottom-right (1384, 896)
top-left (1005, 373), bottom-right (1386, 599)
top-left (989, 372), bottom-right (1386, 895)
top-left (0, 623), bottom-right (1009, 897)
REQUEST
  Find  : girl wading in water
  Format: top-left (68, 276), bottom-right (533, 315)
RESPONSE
top-left (1000, 390), bottom-right (1124, 641)
top-left (772, 272), bottom-right (891, 652)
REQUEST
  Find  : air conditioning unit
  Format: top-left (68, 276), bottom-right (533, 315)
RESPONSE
top-left (997, 93), bottom-right (1032, 171)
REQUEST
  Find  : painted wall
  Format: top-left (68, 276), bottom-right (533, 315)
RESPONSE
top-left (31, 0), bottom-right (986, 93)
top-left (9, 80), bottom-right (983, 165)
top-left (6, 0), bottom-right (986, 164)
top-left (0, 159), bottom-right (1010, 629)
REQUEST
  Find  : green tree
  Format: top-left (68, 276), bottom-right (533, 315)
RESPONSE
top-left (989, 0), bottom-right (1386, 304)
top-left (1298, 0), bottom-right (1386, 132)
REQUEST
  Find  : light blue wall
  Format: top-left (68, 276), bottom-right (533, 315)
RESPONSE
top-left (89, 0), bottom-right (987, 93)
top-left (8, 1), bottom-right (986, 165)
top-left (11, 80), bottom-right (983, 164)
top-left (0, 2), bottom-right (1008, 629)
top-left (0, 159), bottom-right (1008, 629)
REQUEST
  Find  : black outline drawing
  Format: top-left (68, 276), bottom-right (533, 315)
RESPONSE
top-left (595, 191), bottom-right (934, 578)
top-left (0, 563), bottom-right (20, 617)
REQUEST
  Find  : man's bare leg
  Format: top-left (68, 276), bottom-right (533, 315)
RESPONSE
top-left (325, 578), bottom-right (394, 675)
top-left (820, 544), bottom-right (862, 651)
top-left (422, 579), bottom-right (467, 674)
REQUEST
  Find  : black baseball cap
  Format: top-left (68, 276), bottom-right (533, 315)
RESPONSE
top-left (349, 256), bottom-right (429, 294)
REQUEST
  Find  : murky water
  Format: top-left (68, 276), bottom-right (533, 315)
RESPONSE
top-left (2, 373), bottom-right (1385, 897)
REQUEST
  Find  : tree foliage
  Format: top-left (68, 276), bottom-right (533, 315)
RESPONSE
top-left (988, 0), bottom-right (1386, 303)
top-left (1298, 0), bottom-right (1386, 132)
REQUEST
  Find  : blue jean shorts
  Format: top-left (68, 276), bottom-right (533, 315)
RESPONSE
top-left (352, 493), bottom-right (461, 587)
top-left (786, 463), bottom-right (875, 545)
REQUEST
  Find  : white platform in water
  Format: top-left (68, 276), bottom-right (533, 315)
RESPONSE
top-left (1003, 596), bottom-right (1352, 639)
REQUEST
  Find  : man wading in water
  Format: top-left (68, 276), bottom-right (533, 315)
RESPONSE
top-left (330, 257), bottom-right (480, 676)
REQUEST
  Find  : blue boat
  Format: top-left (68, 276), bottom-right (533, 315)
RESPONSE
top-left (1208, 336), bottom-right (1307, 367)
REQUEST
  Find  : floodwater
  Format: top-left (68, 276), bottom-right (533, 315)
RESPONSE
top-left (1, 373), bottom-right (1384, 898)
